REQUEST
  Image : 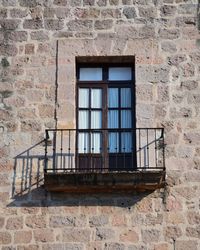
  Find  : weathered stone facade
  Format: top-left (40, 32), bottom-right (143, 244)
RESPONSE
top-left (0, 0), bottom-right (200, 249)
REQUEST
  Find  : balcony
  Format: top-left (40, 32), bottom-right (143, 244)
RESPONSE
top-left (44, 128), bottom-right (165, 193)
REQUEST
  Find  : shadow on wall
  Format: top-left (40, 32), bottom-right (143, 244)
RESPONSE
top-left (198, 0), bottom-right (200, 31)
top-left (9, 139), bottom-right (155, 208)
top-left (11, 140), bottom-right (46, 200)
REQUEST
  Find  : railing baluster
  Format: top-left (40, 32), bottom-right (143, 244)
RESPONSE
top-left (44, 128), bottom-right (165, 173)
top-left (155, 129), bottom-right (157, 168)
top-left (44, 130), bottom-right (48, 173)
top-left (146, 129), bottom-right (149, 168)
top-left (68, 130), bottom-right (71, 171)
top-left (139, 129), bottom-right (141, 169)
top-left (53, 130), bottom-right (56, 173)
top-left (60, 130), bottom-right (63, 170)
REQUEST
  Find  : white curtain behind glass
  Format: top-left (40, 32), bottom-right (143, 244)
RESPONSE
top-left (78, 88), bottom-right (102, 153)
top-left (121, 132), bottom-right (132, 153)
top-left (79, 88), bottom-right (89, 108)
top-left (91, 89), bottom-right (102, 108)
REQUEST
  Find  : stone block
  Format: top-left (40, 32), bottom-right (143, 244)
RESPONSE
top-left (164, 226), bottom-right (182, 240)
top-left (180, 62), bottom-right (195, 77)
top-left (175, 240), bottom-right (198, 250)
top-left (105, 243), bottom-right (125, 250)
top-left (6, 216), bottom-right (23, 230)
top-left (157, 85), bottom-right (169, 102)
top-left (96, 228), bottom-right (115, 241)
top-left (89, 215), bottom-right (109, 227)
top-left (159, 28), bottom-right (180, 39)
top-left (166, 212), bottom-right (185, 224)
top-left (34, 229), bottom-right (54, 242)
top-left (53, 0), bottom-right (68, 6)
top-left (184, 132), bottom-right (200, 145)
top-left (154, 243), bottom-right (169, 250)
top-left (23, 19), bottom-right (43, 29)
top-left (187, 211), bottom-right (200, 225)
top-left (0, 232), bottom-right (12, 245)
top-left (178, 4), bottom-right (197, 15)
top-left (120, 229), bottom-right (139, 242)
top-left (63, 228), bottom-right (91, 242)
top-left (136, 65), bottom-right (169, 83)
top-left (10, 8), bottom-right (28, 18)
top-left (0, 44), bottom-right (18, 56)
top-left (38, 104), bottom-right (54, 118)
top-left (138, 25), bottom-right (156, 39)
top-left (160, 5), bottom-right (177, 16)
top-left (94, 20), bottom-right (113, 30)
top-left (96, 0), bottom-right (106, 6)
top-left (181, 80), bottom-right (198, 90)
top-left (123, 7), bottom-right (136, 19)
top-left (25, 215), bottom-right (47, 228)
top-left (83, 0), bottom-right (95, 5)
top-left (101, 9), bottom-right (121, 18)
top-left (112, 214), bottom-right (127, 226)
top-left (21, 120), bottom-right (42, 132)
top-left (0, 217), bottom-right (5, 228)
top-left (141, 229), bottom-right (160, 243)
top-left (186, 226), bottom-right (200, 238)
top-left (67, 20), bottom-right (93, 31)
top-left (139, 7), bottom-right (157, 18)
top-left (14, 230), bottom-right (32, 244)
top-left (17, 245), bottom-right (39, 250)
top-left (44, 19), bottom-right (64, 30)
top-left (161, 41), bottom-right (177, 53)
top-left (30, 31), bottom-right (49, 41)
top-left (25, 44), bottom-right (35, 54)
top-left (109, 0), bottom-right (119, 5)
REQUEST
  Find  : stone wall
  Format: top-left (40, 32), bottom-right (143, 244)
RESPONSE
top-left (0, 0), bottom-right (200, 249)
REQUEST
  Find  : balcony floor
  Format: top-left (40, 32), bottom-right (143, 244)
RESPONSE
top-left (44, 170), bottom-right (165, 193)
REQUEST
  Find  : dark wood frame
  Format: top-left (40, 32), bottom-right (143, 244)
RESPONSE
top-left (76, 61), bottom-right (136, 171)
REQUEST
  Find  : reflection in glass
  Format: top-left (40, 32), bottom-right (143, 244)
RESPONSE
top-left (109, 67), bottom-right (132, 81)
top-left (109, 132), bottom-right (119, 153)
top-left (108, 110), bottom-right (119, 128)
top-left (121, 132), bottom-right (132, 153)
top-left (108, 88), bottom-right (118, 108)
top-left (121, 110), bottom-right (132, 128)
top-left (79, 68), bottom-right (102, 81)
top-left (121, 88), bottom-right (131, 107)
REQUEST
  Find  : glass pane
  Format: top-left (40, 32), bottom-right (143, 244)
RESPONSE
top-left (91, 132), bottom-right (101, 153)
top-left (121, 88), bottom-right (131, 108)
top-left (121, 132), bottom-right (132, 153)
top-left (78, 111), bottom-right (89, 129)
top-left (79, 88), bottom-right (89, 108)
top-left (121, 110), bottom-right (132, 128)
top-left (91, 111), bottom-right (102, 129)
top-left (91, 89), bottom-right (102, 108)
top-left (78, 132), bottom-right (89, 153)
top-left (108, 88), bottom-right (118, 108)
top-left (108, 110), bottom-right (119, 128)
top-left (79, 68), bottom-right (102, 81)
top-left (109, 132), bottom-right (119, 153)
top-left (109, 67), bottom-right (132, 81)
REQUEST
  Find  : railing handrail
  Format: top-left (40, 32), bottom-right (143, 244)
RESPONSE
top-left (44, 128), bottom-right (165, 173)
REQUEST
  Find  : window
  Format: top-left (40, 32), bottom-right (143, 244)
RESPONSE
top-left (76, 60), bottom-right (136, 171)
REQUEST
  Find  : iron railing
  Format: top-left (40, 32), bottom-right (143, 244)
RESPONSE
top-left (44, 128), bottom-right (165, 173)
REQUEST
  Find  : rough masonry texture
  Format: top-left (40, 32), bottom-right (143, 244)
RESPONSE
top-left (0, 0), bottom-right (200, 249)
